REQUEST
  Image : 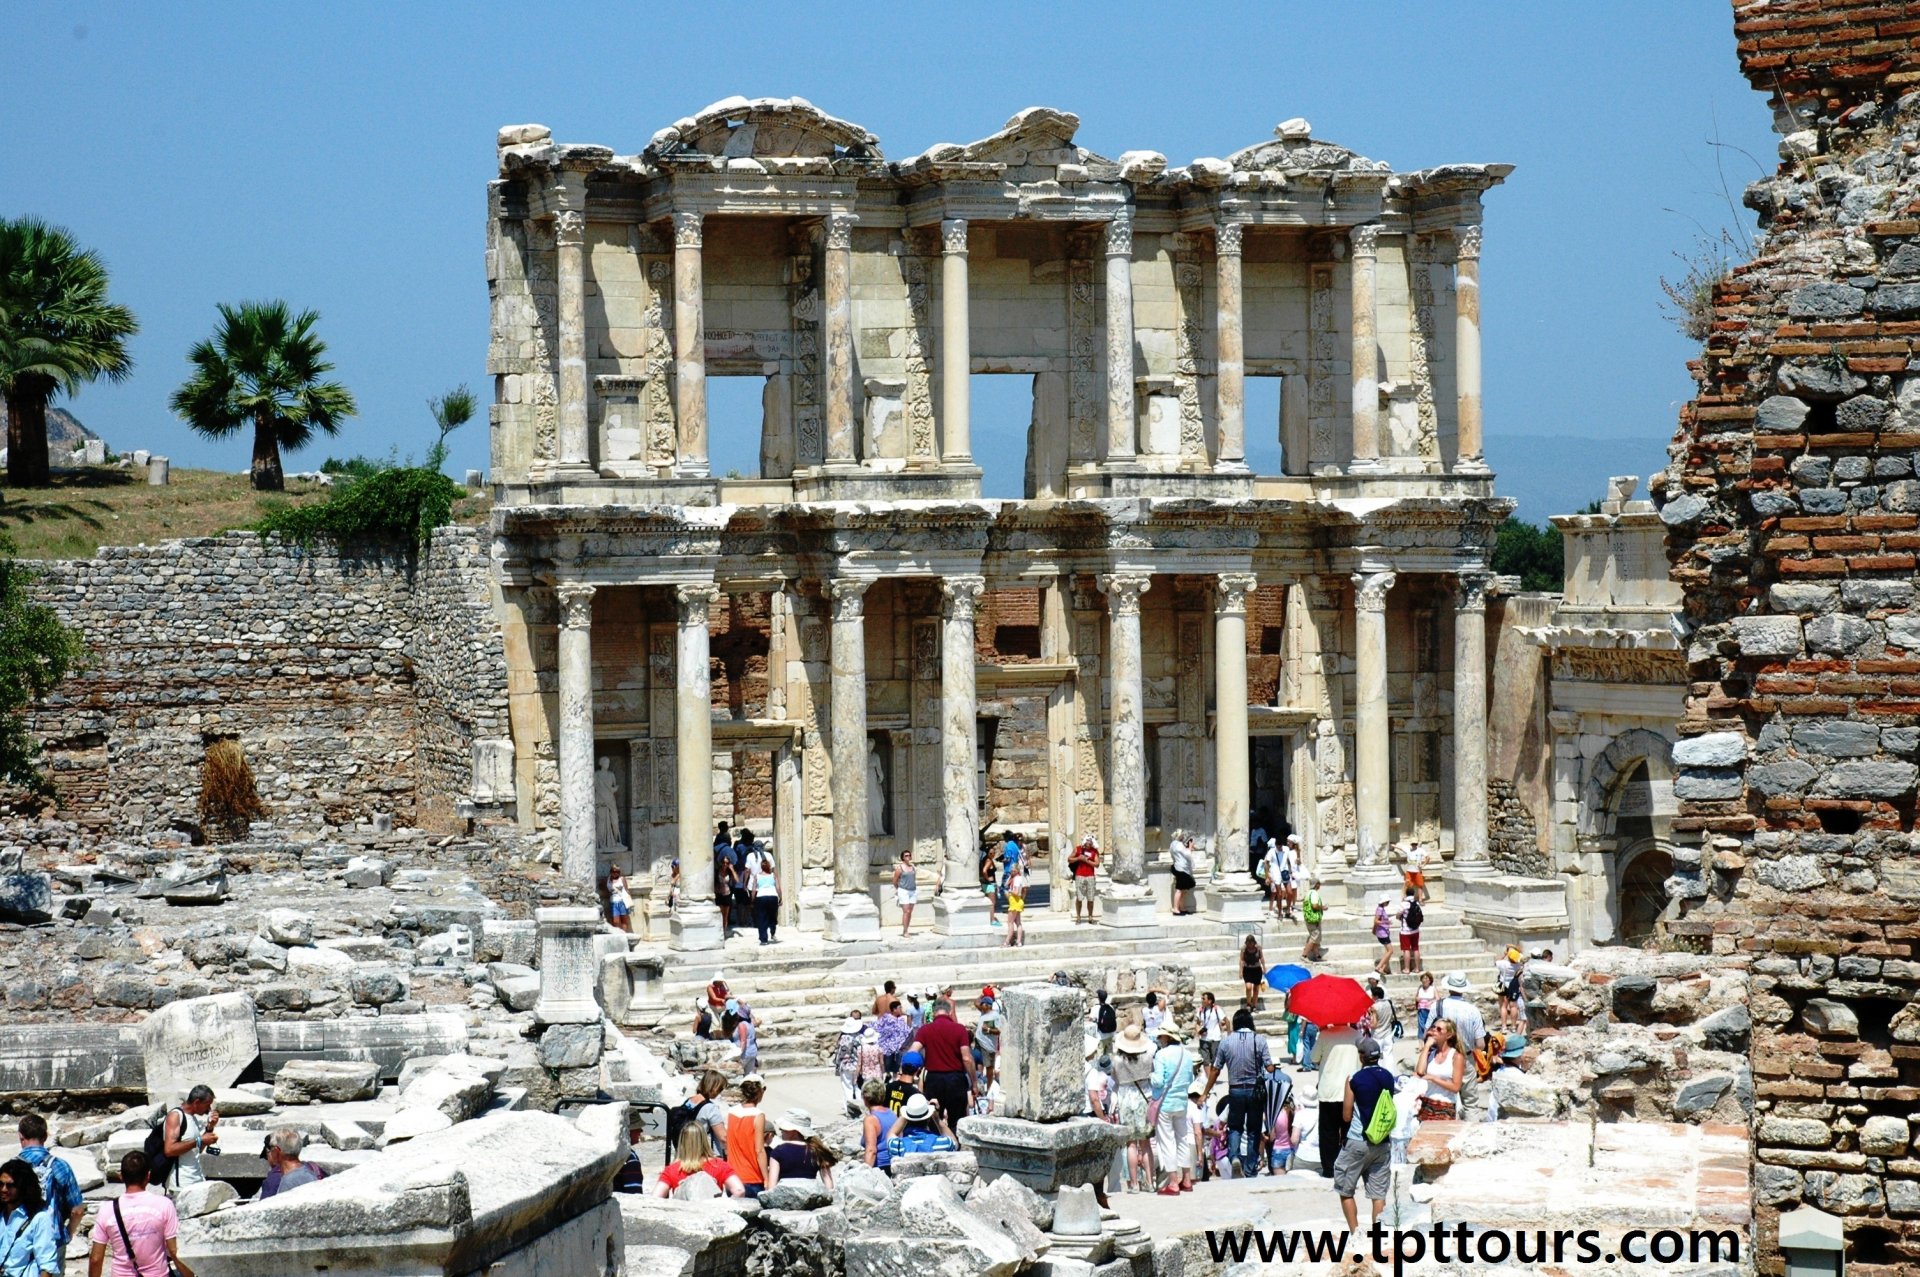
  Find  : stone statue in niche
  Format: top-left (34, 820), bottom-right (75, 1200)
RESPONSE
top-left (594, 756), bottom-right (627, 852)
top-left (867, 735), bottom-right (892, 837)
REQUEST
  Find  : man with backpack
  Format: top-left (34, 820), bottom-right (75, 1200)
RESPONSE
top-left (1397, 891), bottom-right (1424, 974)
top-left (1093, 990), bottom-right (1118, 1058)
top-left (1299, 877), bottom-right (1326, 962)
top-left (145, 1085), bottom-right (218, 1195)
top-left (15, 1115), bottom-right (84, 1253)
top-left (1331, 1037), bottom-right (1396, 1228)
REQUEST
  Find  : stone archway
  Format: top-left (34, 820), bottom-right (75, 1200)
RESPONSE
top-left (1575, 727), bottom-right (1677, 945)
top-left (1617, 840), bottom-right (1673, 946)
top-left (1579, 728), bottom-right (1675, 841)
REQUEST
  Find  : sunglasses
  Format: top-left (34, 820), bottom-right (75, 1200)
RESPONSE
top-left (0, 1180), bottom-right (16, 1191)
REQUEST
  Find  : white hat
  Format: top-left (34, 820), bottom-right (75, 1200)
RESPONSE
top-left (839, 1016), bottom-right (862, 1034)
top-left (901, 1093), bottom-right (935, 1122)
top-left (777, 1107), bottom-right (815, 1137)
top-left (1442, 972), bottom-right (1473, 994)
top-left (1377, 895), bottom-right (1391, 905)
top-left (710, 972), bottom-right (725, 983)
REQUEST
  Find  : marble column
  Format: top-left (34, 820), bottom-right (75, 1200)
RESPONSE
top-left (1348, 222), bottom-right (1383, 471)
top-left (823, 212), bottom-right (858, 466)
top-left (555, 582), bottom-right (597, 887)
top-left (672, 210), bottom-right (709, 477)
top-left (1098, 572), bottom-right (1154, 924)
top-left (1453, 225), bottom-right (1489, 473)
top-left (1214, 223), bottom-right (1247, 472)
top-left (827, 577), bottom-right (880, 938)
top-left (939, 219), bottom-right (972, 465)
top-left (1352, 570), bottom-right (1395, 866)
top-left (671, 583), bottom-right (724, 949)
top-left (1213, 574), bottom-right (1258, 872)
top-left (1104, 216), bottom-right (1137, 464)
top-left (553, 172), bottom-right (591, 473)
top-left (935, 574), bottom-right (988, 934)
top-left (1452, 571), bottom-right (1493, 868)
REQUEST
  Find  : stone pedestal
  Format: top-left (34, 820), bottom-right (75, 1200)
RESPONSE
top-left (825, 892), bottom-right (881, 942)
top-left (533, 906), bottom-right (603, 1026)
top-left (600, 947), bottom-right (670, 1028)
top-left (797, 884), bottom-right (833, 933)
top-left (1202, 878), bottom-right (1267, 925)
top-left (956, 1115), bottom-right (1127, 1193)
top-left (933, 888), bottom-right (993, 936)
top-left (1097, 884), bottom-right (1156, 928)
top-left (999, 984), bottom-right (1089, 1122)
top-left (669, 901), bottom-right (724, 953)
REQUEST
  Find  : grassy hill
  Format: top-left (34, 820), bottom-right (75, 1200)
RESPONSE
top-left (0, 468), bottom-right (488, 560)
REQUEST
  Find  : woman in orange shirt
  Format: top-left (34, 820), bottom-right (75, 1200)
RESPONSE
top-left (725, 1076), bottom-right (770, 1197)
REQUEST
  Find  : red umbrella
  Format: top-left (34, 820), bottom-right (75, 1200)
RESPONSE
top-left (1286, 974), bottom-right (1373, 1028)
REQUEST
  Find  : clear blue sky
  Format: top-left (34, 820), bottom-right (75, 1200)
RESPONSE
top-left (6, 1), bottom-right (1770, 516)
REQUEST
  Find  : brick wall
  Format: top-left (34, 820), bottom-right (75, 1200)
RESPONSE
top-left (1734, 0), bottom-right (1920, 109)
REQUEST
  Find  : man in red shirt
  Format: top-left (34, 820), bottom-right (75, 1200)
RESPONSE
top-left (907, 998), bottom-right (977, 1131)
top-left (1068, 836), bottom-right (1100, 923)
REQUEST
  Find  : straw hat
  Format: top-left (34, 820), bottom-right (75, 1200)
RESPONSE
top-left (1115, 1024), bottom-right (1151, 1055)
top-left (1154, 1022), bottom-right (1186, 1043)
top-left (1442, 971), bottom-right (1473, 994)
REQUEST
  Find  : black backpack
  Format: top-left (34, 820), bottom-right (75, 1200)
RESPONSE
top-left (143, 1107), bottom-right (183, 1185)
top-left (664, 1098), bottom-right (704, 1152)
top-left (1404, 898), bottom-right (1424, 931)
top-left (1097, 1003), bottom-right (1117, 1035)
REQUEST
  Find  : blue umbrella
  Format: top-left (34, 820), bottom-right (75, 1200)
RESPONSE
top-left (1265, 963), bottom-right (1312, 992)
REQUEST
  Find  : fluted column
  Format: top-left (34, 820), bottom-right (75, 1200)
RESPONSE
top-left (1453, 572), bottom-right (1492, 866)
top-left (935, 574), bottom-right (988, 934)
top-left (671, 582), bottom-right (724, 949)
top-left (672, 210), bottom-right (709, 477)
top-left (1348, 222), bottom-right (1383, 471)
top-left (940, 219), bottom-right (972, 464)
top-left (1104, 216), bottom-right (1137, 463)
top-left (553, 172), bottom-right (591, 472)
top-left (1215, 223), bottom-right (1248, 472)
top-left (1352, 570), bottom-right (1396, 865)
top-left (1214, 574), bottom-right (1258, 873)
top-left (823, 213), bottom-right (858, 466)
top-left (1453, 225), bottom-right (1489, 473)
top-left (826, 577), bottom-right (881, 938)
top-left (555, 582), bottom-right (597, 886)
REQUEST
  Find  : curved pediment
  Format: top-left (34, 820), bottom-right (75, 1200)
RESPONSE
top-left (1226, 118), bottom-right (1390, 174)
top-left (648, 96), bottom-right (882, 162)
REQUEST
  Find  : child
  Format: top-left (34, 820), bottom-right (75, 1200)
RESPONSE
top-left (1390, 1073), bottom-right (1422, 1166)
top-left (1266, 1091), bottom-right (1301, 1175)
top-left (1003, 864), bottom-right (1028, 947)
top-left (1415, 972), bottom-right (1437, 1038)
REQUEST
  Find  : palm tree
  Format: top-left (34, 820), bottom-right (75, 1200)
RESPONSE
top-left (171, 301), bottom-right (355, 491)
top-left (0, 218), bottom-right (138, 487)
top-left (427, 384), bottom-right (475, 471)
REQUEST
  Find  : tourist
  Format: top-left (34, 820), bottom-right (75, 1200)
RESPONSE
top-left (1331, 1038), bottom-right (1397, 1229)
top-left (886, 1051), bottom-right (925, 1115)
top-left (1239, 934), bottom-right (1265, 1010)
top-left (1414, 1019), bottom-right (1465, 1120)
top-left (725, 1076), bottom-right (770, 1197)
top-left (1279, 836), bottom-right (1302, 920)
top-left (730, 831), bottom-right (758, 941)
top-left (1262, 1048), bottom-right (1298, 1175)
top-left (1403, 839), bottom-right (1430, 904)
top-left (833, 1013), bottom-right (866, 1117)
top-left (971, 995), bottom-right (1002, 1088)
top-left (1258, 836), bottom-right (1285, 918)
top-left (978, 836), bottom-right (1003, 929)
top-left (1093, 988), bottom-right (1118, 1058)
top-left (706, 973), bottom-right (731, 1013)
top-left (159, 1086), bottom-right (218, 1193)
top-left (1148, 1022), bottom-right (1196, 1195)
top-left (871, 980), bottom-right (899, 1018)
top-left (666, 1070), bottom-right (730, 1159)
top-left (887, 1093), bottom-right (959, 1162)
top-left (1397, 890), bottom-right (1424, 974)
top-left (604, 864), bottom-right (633, 933)
top-left (1067, 834), bottom-right (1100, 923)
top-left (1111, 1020), bottom-right (1156, 1193)
top-left (1415, 973), bottom-right (1438, 1037)
top-left (653, 1126), bottom-right (745, 1200)
top-left (766, 1109), bottom-right (836, 1192)
top-left (1192, 1090), bottom-right (1228, 1181)
top-left (713, 829), bottom-right (734, 938)
top-left (907, 997), bottom-right (977, 1131)
top-left (14, 1116), bottom-right (83, 1254)
top-left (691, 997), bottom-right (716, 1040)
top-left (0, 1157), bottom-right (58, 1277)
top-left (999, 830), bottom-right (1024, 892)
top-left (861, 1080), bottom-right (900, 1171)
top-left (1370, 895), bottom-right (1394, 975)
top-left (667, 857), bottom-right (680, 911)
top-left (1248, 817), bottom-right (1269, 877)
top-left (1003, 860), bottom-right (1028, 947)
top-left (856, 1023), bottom-right (885, 1092)
top-left (752, 848), bottom-right (779, 944)
top-left (1197, 990), bottom-right (1223, 1055)
top-left (876, 1000), bottom-right (911, 1075)
top-left (734, 1006), bottom-right (760, 1075)
top-left (1311, 1021), bottom-right (1365, 1179)
top-left (614, 1112), bottom-right (650, 1195)
top-left (1435, 973), bottom-right (1488, 1119)
top-left (1365, 977), bottom-right (1397, 1041)
top-left (259, 1129), bottom-right (320, 1199)
top-left (89, 1153), bottom-right (191, 1277)
top-left (1168, 830), bottom-right (1195, 915)
top-left (905, 992), bottom-right (926, 1032)
top-left (1141, 989), bottom-right (1165, 1039)
top-left (1300, 877), bottom-right (1326, 961)
top-left (713, 820), bottom-right (732, 852)
top-left (1086, 1053), bottom-right (1113, 1123)
top-left (1196, 1007), bottom-right (1270, 1180)
top-left (1496, 946), bottom-right (1528, 1033)
top-left (1389, 1074), bottom-right (1422, 1167)
top-left (892, 849), bottom-right (922, 937)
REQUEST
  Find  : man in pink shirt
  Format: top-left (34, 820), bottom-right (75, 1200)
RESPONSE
top-left (89, 1151), bottom-right (194, 1277)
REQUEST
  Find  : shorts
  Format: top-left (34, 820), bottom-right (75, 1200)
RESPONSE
top-left (1305, 920), bottom-right (1322, 944)
top-left (1008, 899), bottom-right (1025, 913)
top-left (1332, 1136), bottom-right (1392, 1201)
top-left (897, 888), bottom-right (918, 906)
top-left (1404, 870), bottom-right (1425, 891)
top-left (1074, 875), bottom-right (1096, 903)
top-left (1268, 1147), bottom-right (1294, 1171)
top-left (609, 900), bottom-right (630, 918)
top-left (1279, 869), bottom-right (1293, 887)
top-left (1399, 932), bottom-right (1419, 952)
top-left (1376, 932), bottom-right (1392, 948)
top-left (1172, 870), bottom-right (1196, 890)
top-left (981, 882), bottom-right (996, 897)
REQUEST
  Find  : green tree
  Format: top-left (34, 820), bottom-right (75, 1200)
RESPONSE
top-left (0, 218), bottom-right (138, 487)
top-left (0, 535), bottom-right (86, 795)
top-left (171, 301), bottom-right (356, 492)
top-left (426, 384), bottom-right (475, 472)
top-left (1492, 516), bottom-right (1565, 592)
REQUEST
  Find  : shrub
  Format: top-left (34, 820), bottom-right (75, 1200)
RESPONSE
top-left (199, 738), bottom-right (265, 843)
top-left (257, 461), bottom-right (464, 549)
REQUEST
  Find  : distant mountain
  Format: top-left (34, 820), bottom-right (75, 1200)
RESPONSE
top-left (1484, 431), bottom-right (1675, 525)
top-left (46, 407), bottom-right (99, 450)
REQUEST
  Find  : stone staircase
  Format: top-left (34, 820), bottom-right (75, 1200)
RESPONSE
top-left (641, 900), bottom-right (1502, 1074)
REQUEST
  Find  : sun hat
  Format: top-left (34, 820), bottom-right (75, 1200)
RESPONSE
top-left (839, 1016), bottom-right (862, 1035)
top-left (710, 972), bottom-right (725, 983)
top-left (1154, 1022), bottom-right (1185, 1043)
top-left (901, 1093), bottom-right (935, 1122)
top-left (725, 998), bottom-right (739, 1014)
top-left (1442, 972), bottom-right (1473, 994)
top-left (777, 1107), bottom-right (815, 1137)
top-left (1115, 1024), bottom-right (1151, 1055)
top-left (1506, 946), bottom-right (1523, 962)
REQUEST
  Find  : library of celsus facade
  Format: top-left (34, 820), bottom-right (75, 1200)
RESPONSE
top-left (483, 98), bottom-right (1519, 948)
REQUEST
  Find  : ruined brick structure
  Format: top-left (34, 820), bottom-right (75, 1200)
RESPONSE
top-left (1662, 3), bottom-right (1920, 1268)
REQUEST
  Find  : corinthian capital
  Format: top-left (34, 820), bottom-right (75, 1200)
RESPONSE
top-left (556, 582), bottom-right (596, 629)
top-left (940, 574), bottom-right (986, 620)
top-left (1215, 572), bottom-right (1259, 615)
top-left (825, 212), bottom-right (857, 252)
top-left (941, 218), bottom-right (969, 256)
top-left (1104, 215), bottom-right (1133, 258)
top-left (1216, 222), bottom-right (1244, 257)
top-left (1455, 571), bottom-right (1494, 612)
top-left (829, 577), bottom-right (871, 621)
top-left (672, 210), bottom-right (704, 249)
top-left (1351, 570), bottom-right (1396, 612)
top-left (674, 582), bottom-right (722, 625)
top-left (552, 208), bottom-right (585, 246)
top-left (1350, 222), bottom-right (1383, 260)
top-left (1454, 224), bottom-right (1482, 262)
top-left (1098, 572), bottom-right (1152, 615)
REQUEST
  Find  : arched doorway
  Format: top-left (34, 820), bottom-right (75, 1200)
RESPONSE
top-left (1617, 842), bottom-right (1672, 946)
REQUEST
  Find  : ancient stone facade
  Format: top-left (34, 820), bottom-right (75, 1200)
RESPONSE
top-left (26, 529), bottom-right (511, 834)
top-left (1661, 3), bottom-right (1920, 1269)
top-left (484, 100), bottom-right (1516, 947)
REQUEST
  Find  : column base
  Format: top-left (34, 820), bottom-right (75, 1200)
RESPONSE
top-left (797, 884), bottom-right (833, 933)
top-left (674, 459), bottom-right (712, 479)
top-left (1453, 455), bottom-right (1492, 476)
top-left (668, 901), bottom-right (726, 952)
top-left (933, 889), bottom-right (994, 936)
top-left (1203, 877), bottom-right (1267, 924)
top-left (825, 892), bottom-right (882, 941)
top-left (1098, 883), bottom-right (1158, 928)
top-left (1346, 457), bottom-right (1386, 474)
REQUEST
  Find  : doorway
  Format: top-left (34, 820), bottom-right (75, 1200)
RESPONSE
top-left (1616, 844), bottom-right (1672, 946)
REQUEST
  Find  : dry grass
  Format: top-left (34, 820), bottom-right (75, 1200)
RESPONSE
top-left (199, 738), bottom-right (265, 844)
top-left (0, 467), bottom-right (490, 560)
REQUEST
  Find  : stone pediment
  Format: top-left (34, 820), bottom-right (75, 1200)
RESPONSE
top-left (646, 96), bottom-right (882, 163)
top-left (1223, 118), bottom-right (1391, 176)
top-left (897, 107), bottom-right (1115, 175)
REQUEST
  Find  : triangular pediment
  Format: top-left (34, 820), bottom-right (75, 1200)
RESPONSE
top-left (649, 96), bottom-right (882, 162)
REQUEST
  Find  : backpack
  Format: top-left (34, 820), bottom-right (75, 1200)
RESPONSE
top-left (1472, 1031), bottom-right (1508, 1081)
top-left (1097, 1003), bottom-right (1118, 1035)
top-left (664, 1098), bottom-right (704, 1152)
top-left (143, 1107), bottom-right (183, 1185)
top-left (890, 1127), bottom-right (957, 1159)
top-left (1301, 893), bottom-right (1325, 924)
top-left (1404, 898), bottom-right (1423, 931)
top-left (1363, 1085), bottom-right (1398, 1145)
top-left (23, 1149), bottom-right (57, 1213)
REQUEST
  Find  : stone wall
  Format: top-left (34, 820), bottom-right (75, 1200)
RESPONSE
top-left (1660, 3), bottom-right (1920, 1268)
top-left (1487, 777), bottom-right (1547, 877)
top-left (26, 529), bottom-right (508, 834)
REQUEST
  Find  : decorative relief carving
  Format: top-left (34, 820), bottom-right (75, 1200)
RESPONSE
top-left (829, 577), bottom-right (870, 621)
top-left (1553, 646), bottom-right (1688, 685)
top-left (643, 259), bottom-right (676, 467)
top-left (902, 254), bottom-right (938, 460)
top-left (1408, 236), bottom-right (1439, 460)
top-left (556, 582), bottom-right (596, 629)
top-left (1455, 224), bottom-right (1482, 261)
top-left (552, 208), bottom-right (585, 245)
top-left (1068, 255), bottom-right (1098, 460)
top-left (1350, 222), bottom-right (1383, 259)
top-left (1308, 264), bottom-right (1336, 464)
top-left (941, 218), bottom-right (969, 256)
top-left (912, 618), bottom-right (940, 682)
top-left (672, 211), bottom-right (704, 249)
top-left (1098, 572), bottom-right (1152, 615)
top-left (1454, 571), bottom-right (1494, 612)
top-left (1216, 222), bottom-right (1244, 256)
top-left (789, 248), bottom-right (823, 466)
top-left (1104, 216), bottom-right (1132, 258)
top-left (1352, 571), bottom-right (1396, 612)
top-left (825, 212), bottom-right (857, 251)
top-left (1178, 618), bottom-right (1203, 676)
top-left (1173, 249), bottom-right (1206, 460)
